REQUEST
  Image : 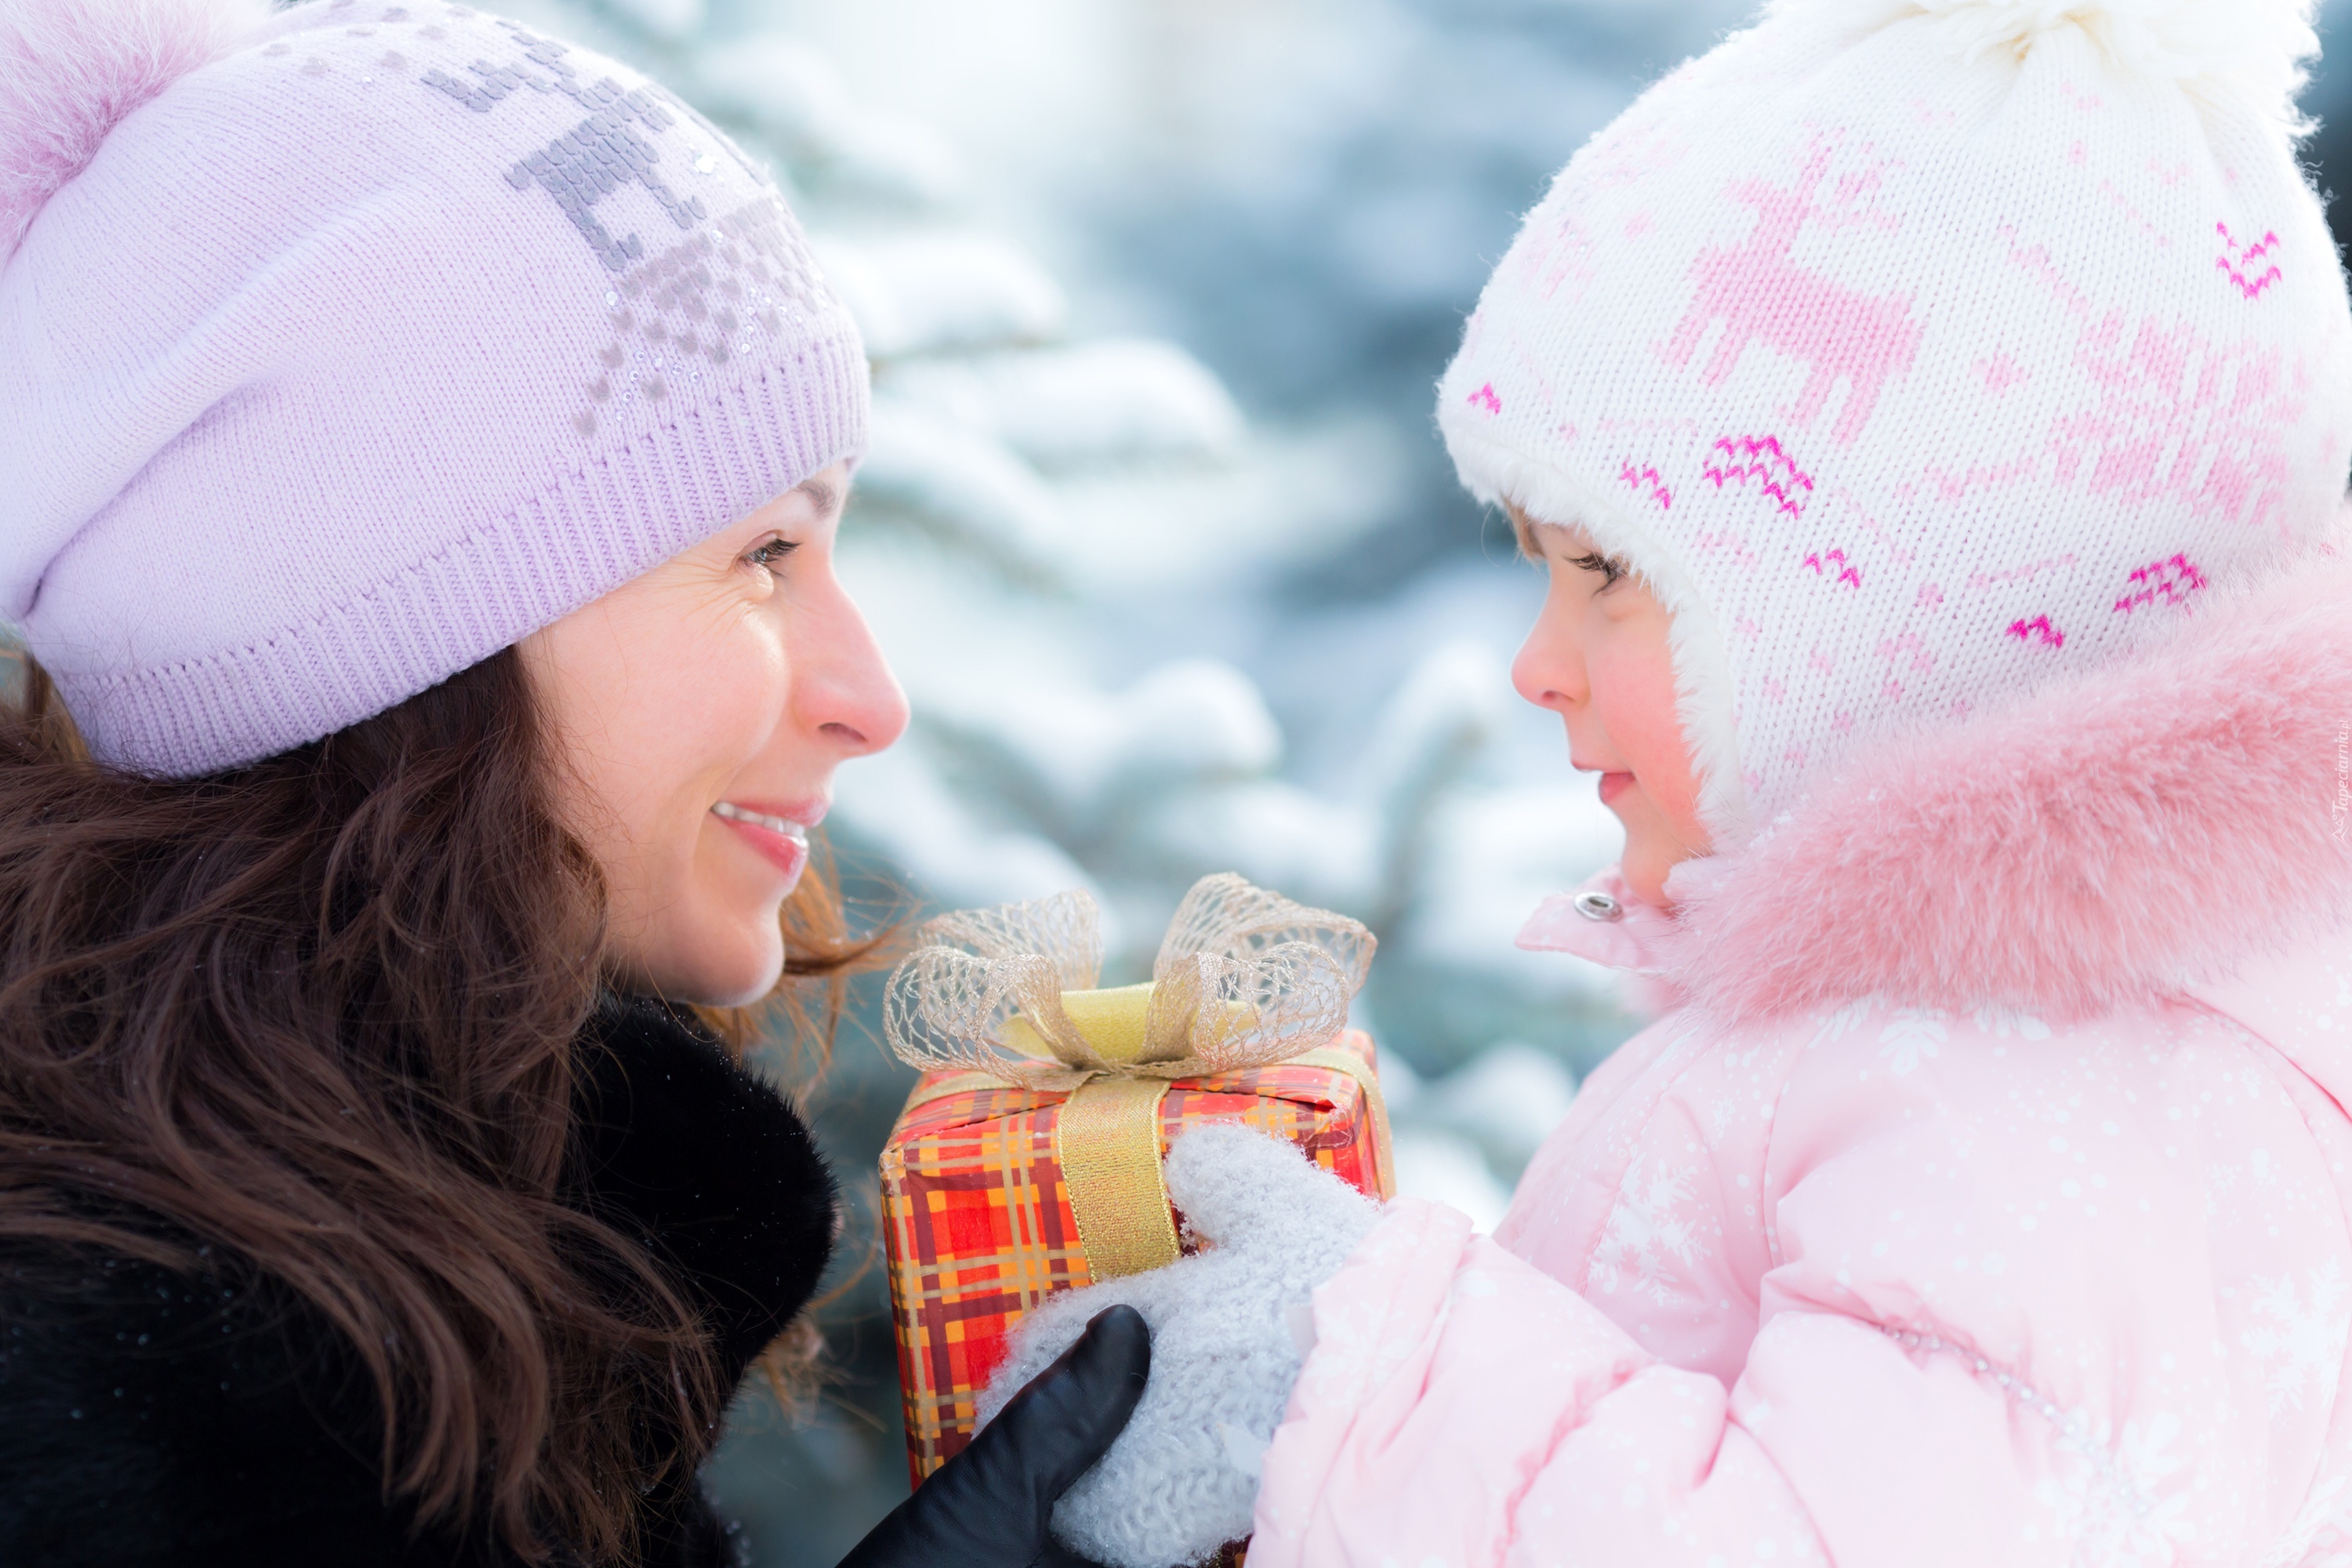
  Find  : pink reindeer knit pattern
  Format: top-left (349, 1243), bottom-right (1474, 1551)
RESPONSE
top-left (1664, 148), bottom-right (1923, 445)
top-left (1439, 4), bottom-right (2352, 840)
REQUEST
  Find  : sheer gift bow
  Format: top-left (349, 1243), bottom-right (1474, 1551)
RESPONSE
top-left (883, 873), bottom-right (1375, 1091)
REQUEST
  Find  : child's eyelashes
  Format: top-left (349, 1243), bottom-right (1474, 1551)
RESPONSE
top-left (1566, 550), bottom-right (1628, 587)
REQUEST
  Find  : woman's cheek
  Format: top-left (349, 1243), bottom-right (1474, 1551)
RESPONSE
top-left (674, 620), bottom-right (787, 768)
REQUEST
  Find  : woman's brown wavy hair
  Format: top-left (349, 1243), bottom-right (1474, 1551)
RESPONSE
top-left (0, 646), bottom-right (882, 1563)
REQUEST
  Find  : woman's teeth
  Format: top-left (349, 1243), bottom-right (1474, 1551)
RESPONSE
top-left (711, 800), bottom-right (808, 842)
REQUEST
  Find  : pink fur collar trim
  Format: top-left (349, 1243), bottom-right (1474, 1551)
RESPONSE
top-left (1656, 544), bottom-right (2352, 1025)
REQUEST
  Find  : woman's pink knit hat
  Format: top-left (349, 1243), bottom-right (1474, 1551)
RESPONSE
top-left (1441, 0), bottom-right (2352, 846)
top-left (0, 0), bottom-right (867, 775)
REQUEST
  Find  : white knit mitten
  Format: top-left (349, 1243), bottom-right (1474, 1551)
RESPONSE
top-left (973, 1123), bottom-right (1383, 1568)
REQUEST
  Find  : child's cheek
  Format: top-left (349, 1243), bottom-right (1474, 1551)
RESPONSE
top-left (1591, 637), bottom-right (1704, 832)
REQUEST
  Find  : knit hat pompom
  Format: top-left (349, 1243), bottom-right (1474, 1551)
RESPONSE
top-left (1771, 0), bottom-right (2321, 123)
top-left (0, 0), bottom-right (271, 260)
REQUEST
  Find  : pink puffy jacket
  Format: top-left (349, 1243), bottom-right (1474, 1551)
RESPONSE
top-left (1250, 552), bottom-right (2352, 1567)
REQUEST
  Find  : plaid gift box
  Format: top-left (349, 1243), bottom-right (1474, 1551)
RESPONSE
top-left (874, 873), bottom-right (1391, 1491)
top-left (880, 1027), bottom-right (1394, 1485)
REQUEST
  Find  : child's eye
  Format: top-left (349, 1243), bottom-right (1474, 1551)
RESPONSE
top-left (1567, 550), bottom-right (1627, 587)
top-left (744, 536), bottom-right (798, 573)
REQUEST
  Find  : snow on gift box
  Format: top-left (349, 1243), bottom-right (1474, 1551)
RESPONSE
top-left (877, 874), bottom-right (1393, 1489)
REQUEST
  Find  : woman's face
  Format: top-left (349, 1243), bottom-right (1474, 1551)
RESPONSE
top-left (1509, 507), bottom-right (1711, 909)
top-left (521, 464), bottom-right (907, 1006)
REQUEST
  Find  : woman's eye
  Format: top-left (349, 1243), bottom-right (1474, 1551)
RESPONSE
top-left (746, 537), bottom-right (798, 572)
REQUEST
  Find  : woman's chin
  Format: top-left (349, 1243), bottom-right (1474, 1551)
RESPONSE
top-left (695, 945), bottom-right (788, 1008)
top-left (623, 920), bottom-right (786, 1008)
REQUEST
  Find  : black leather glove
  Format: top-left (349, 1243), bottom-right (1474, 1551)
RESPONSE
top-left (837, 1305), bottom-right (1152, 1568)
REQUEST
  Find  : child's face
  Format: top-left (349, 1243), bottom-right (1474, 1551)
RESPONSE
top-left (1508, 507), bottom-right (1711, 909)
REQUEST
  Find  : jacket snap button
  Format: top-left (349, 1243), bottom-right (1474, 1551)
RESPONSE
top-left (1573, 890), bottom-right (1624, 922)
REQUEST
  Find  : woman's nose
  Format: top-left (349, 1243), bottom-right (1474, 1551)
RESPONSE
top-left (801, 584), bottom-right (910, 757)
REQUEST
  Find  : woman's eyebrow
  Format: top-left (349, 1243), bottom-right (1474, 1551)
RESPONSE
top-left (794, 476), bottom-right (843, 520)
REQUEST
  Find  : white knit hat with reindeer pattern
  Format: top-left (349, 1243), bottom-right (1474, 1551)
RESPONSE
top-left (1440, 0), bottom-right (2352, 845)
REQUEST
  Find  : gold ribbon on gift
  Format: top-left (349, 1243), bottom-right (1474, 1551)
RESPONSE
top-left (886, 874), bottom-right (1382, 1279)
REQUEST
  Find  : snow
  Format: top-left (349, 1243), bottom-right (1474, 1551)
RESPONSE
top-left (809, 230), bottom-right (1066, 358)
top-left (1377, 1041), bottom-right (1579, 1229)
top-left (1421, 1042), bottom-right (1580, 1174)
top-left (693, 33), bottom-right (964, 206)
top-left (691, 32), bottom-right (856, 150)
top-left (1352, 642), bottom-right (1511, 898)
top-left (1038, 414), bottom-right (1403, 596)
top-left (1139, 781), bottom-right (1380, 920)
top-left (1389, 1130), bottom-right (1515, 1233)
top-left (829, 744), bottom-right (1105, 924)
top-left (600, 0), bottom-right (704, 43)
top-left (911, 657), bottom-right (1284, 839)
top-left (1402, 781), bottom-right (1628, 991)
top-left (853, 403), bottom-right (1062, 574)
top-left (879, 339), bottom-right (1244, 470)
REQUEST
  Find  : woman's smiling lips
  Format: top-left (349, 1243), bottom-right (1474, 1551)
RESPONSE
top-left (710, 798), bottom-right (824, 885)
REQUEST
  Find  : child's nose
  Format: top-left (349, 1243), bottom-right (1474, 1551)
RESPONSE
top-left (1512, 624), bottom-right (1586, 712)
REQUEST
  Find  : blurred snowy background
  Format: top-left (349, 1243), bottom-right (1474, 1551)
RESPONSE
top-left (453, 0), bottom-right (2352, 1558)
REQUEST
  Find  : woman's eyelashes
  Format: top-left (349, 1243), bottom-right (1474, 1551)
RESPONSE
top-left (744, 535), bottom-right (799, 574)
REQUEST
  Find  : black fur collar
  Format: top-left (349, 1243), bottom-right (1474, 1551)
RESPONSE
top-left (569, 993), bottom-right (840, 1370)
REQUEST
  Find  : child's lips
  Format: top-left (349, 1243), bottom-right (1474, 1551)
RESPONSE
top-left (1572, 757), bottom-right (1637, 806)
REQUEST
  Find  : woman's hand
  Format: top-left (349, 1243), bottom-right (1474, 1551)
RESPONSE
top-left (837, 1305), bottom-right (1152, 1568)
